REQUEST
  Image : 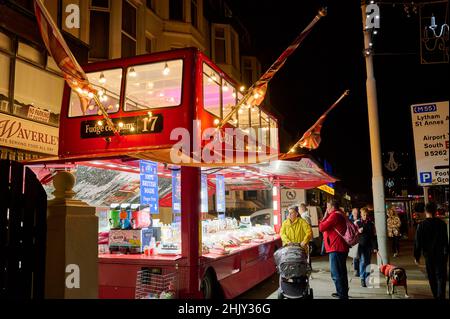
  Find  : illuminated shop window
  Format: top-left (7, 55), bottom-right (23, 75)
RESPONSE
top-left (260, 111), bottom-right (270, 147)
top-left (125, 59), bottom-right (183, 111)
top-left (69, 68), bottom-right (122, 117)
top-left (222, 79), bottom-right (237, 126)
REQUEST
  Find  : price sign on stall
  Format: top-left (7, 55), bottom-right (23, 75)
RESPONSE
top-left (216, 175), bottom-right (226, 213)
top-left (201, 174), bottom-right (208, 213)
top-left (411, 101), bottom-right (449, 186)
top-left (172, 169), bottom-right (181, 222)
top-left (140, 161), bottom-right (159, 213)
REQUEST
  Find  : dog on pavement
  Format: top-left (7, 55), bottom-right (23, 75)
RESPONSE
top-left (379, 264), bottom-right (409, 298)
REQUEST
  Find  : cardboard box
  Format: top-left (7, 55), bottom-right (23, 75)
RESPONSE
top-left (109, 228), bottom-right (153, 253)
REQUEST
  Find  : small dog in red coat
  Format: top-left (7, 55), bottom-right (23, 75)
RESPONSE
top-left (379, 264), bottom-right (409, 298)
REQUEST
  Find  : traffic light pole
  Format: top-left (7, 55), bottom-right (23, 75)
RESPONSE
top-left (361, 1), bottom-right (389, 266)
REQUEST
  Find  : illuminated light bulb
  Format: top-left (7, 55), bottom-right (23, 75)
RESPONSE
top-left (238, 108), bottom-right (243, 114)
top-left (118, 122), bottom-right (124, 128)
top-left (169, 97), bottom-right (175, 103)
top-left (148, 111), bottom-right (153, 117)
top-left (115, 104), bottom-right (120, 109)
top-left (98, 89), bottom-right (104, 97)
top-left (222, 83), bottom-right (229, 92)
top-left (213, 119), bottom-right (220, 125)
top-left (232, 92), bottom-right (236, 98)
top-left (75, 87), bottom-right (83, 94)
top-left (370, 0), bottom-right (374, 3)
top-left (258, 146), bottom-right (262, 151)
top-left (130, 127), bottom-right (135, 132)
top-left (163, 62), bottom-right (170, 76)
top-left (373, 30), bottom-right (378, 35)
top-left (239, 86), bottom-right (245, 92)
top-left (233, 119), bottom-right (238, 124)
top-left (88, 105), bottom-right (95, 111)
top-left (375, 15), bottom-right (379, 19)
top-left (246, 104), bottom-right (251, 109)
top-left (129, 67), bottom-right (137, 77)
top-left (159, 92), bottom-right (165, 97)
top-left (99, 72), bottom-right (106, 84)
top-left (147, 82), bottom-right (154, 89)
top-left (82, 89), bottom-right (89, 96)
top-left (369, 42), bottom-right (373, 47)
top-left (97, 111), bottom-right (102, 116)
top-left (253, 92), bottom-right (260, 99)
top-left (207, 76), bottom-right (212, 83)
top-left (88, 92), bottom-right (94, 99)
top-left (97, 120), bottom-right (103, 126)
top-left (107, 105), bottom-right (113, 110)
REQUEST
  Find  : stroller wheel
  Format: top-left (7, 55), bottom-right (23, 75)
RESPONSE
top-left (277, 291), bottom-right (284, 299)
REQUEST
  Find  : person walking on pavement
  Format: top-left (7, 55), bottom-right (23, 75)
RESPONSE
top-left (319, 199), bottom-right (349, 299)
top-left (355, 207), bottom-right (378, 287)
top-left (387, 208), bottom-right (402, 257)
top-left (300, 203), bottom-right (314, 270)
top-left (349, 208), bottom-right (360, 276)
top-left (414, 202), bottom-right (449, 299)
top-left (280, 206), bottom-right (313, 249)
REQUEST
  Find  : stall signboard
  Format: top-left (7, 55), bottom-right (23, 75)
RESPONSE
top-left (139, 161), bottom-right (159, 213)
top-left (281, 189), bottom-right (306, 218)
top-left (216, 175), bottom-right (225, 213)
top-left (201, 174), bottom-right (208, 213)
top-left (411, 101), bottom-right (449, 186)
top-left (172, 169), bottom-right (181, 222)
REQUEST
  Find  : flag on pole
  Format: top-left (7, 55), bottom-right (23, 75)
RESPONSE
top-left (292, 90), bottom-right (350, 151)
top-left (34, 0), bottom-right (95, 115)
top-left (219, 7), bottom-right (327, 128)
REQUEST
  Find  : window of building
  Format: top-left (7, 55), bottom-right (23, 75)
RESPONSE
top-left (191, 0), bottom-right (198, 29)
top-left (63, 0), bottom-right (81, 38)
top-left (89, 1), bottom-right (110, 59)
top-left (242, 57), bottom-right (253, 86)
top-left (145, 37), bottom-right (153, 53)
top-left (69, 68), bottom-right (122, 117)
top-left (214, 27), bottom-right (226, 64)
top-left (125, 59), bottom-right (183, 111)
top-left (230, 30), bottom-right (238, 69)
top-left (17, 42), bottom-right (44, 66)
top-left (202, 63), bottom-right (221, 118)
top-left (14, 60), bottom-right (64, 125)
top-left (0, 53), bottom-right (10, 113)
top-left (146, 0), bottom-right (155, 11)
top-left (121, 0), bottom-right (137, 58)
top-left (169, 0), bottom-right (184, 21)
top-left (12, 0), bottom-right (34, 13)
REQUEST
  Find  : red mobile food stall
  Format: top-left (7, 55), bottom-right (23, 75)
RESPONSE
top-left (30, 48), bottom-right (335, 298)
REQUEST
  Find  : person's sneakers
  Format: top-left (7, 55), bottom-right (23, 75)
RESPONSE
top-left (361, 280), bottom-right (367, 288)
top-left (331, 293), bottom-right (340, 298)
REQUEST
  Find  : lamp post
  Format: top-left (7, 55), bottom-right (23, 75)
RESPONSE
top-left (361, 1), bottom-right (389, 265)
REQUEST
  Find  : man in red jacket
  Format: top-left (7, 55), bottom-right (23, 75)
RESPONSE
top-left (319, 199), bottom-right (350, 299)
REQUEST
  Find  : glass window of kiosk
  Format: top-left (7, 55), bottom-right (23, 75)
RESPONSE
top-left (125, 59), bottom-right (183, 111)
top-left (260, 111), bottom-right (270, 147)
top-left (269, 118), bottom-right (278, 151)
top-left (222, 79), bottom-right (237, 126)
top-left (68, 68), bottom-right (122, 117)
top-left (203, 63), bottom-right (221, 119)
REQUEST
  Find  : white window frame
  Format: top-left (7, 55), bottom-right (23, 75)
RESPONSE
top-left (121, 0), bottom-right (137, 56)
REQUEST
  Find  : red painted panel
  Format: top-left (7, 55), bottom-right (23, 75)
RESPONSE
top-left (99, 286), bottom-right (135, 299)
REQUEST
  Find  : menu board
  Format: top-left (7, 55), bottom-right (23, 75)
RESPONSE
top-left (140, 161), bottom-right (159, 214)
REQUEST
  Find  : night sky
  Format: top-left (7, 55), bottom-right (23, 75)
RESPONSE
top-left (231, 0), bottom-right (449, 201)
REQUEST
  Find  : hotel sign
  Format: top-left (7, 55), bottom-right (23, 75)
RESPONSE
top-left (317, 184), bottom-right (335, 196)
top-left (0, 113), bottom-right (58, 155)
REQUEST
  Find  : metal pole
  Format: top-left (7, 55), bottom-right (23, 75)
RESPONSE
top-left (423, 186), bottom-right (429, 204)
top-left (361, 2), bottom-right (388, 265)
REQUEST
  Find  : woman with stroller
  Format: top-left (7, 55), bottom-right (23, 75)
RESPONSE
top-left (355, 207), bottom-right (378, 287)
top-left (280, 206), bottom-right (313, 249)
top-left (387, 208), bottom-right (402, 257)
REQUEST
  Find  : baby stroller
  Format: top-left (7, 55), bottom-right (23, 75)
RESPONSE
top-left (274, 244), bottom-right (313, 299)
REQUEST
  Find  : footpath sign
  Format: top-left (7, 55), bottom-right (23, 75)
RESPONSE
top-left (411, 101), bottom-right (449, 186)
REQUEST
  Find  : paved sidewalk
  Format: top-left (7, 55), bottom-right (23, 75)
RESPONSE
top-left (239, 241), bottom-right (448, 299)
